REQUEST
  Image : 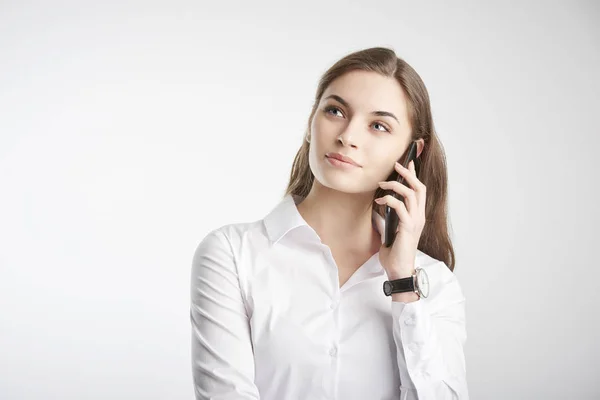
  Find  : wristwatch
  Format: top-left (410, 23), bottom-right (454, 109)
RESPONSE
top-left (383, 267), bottom-right (430, 298)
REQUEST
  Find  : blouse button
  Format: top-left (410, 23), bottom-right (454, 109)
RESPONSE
top-left (329, 346), bottom-right (338, 357)
top-left (404, 317), bottom-right (415, 325)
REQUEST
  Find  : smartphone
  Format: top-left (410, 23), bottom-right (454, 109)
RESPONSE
top-left (384, 141), bottom-right (419, 247)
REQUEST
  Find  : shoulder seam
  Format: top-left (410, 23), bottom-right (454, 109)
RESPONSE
top-left (215, 228), bottom-right (252, 320)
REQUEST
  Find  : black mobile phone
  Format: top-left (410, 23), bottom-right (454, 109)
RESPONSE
top-left (384, 141), bottom-right (419, 247)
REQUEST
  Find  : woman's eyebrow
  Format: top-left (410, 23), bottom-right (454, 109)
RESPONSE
top-left (324, 94), bottom-right (400, 125)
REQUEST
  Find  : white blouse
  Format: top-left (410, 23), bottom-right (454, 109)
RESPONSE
top-left (190, 194), bottom-right (469, 399)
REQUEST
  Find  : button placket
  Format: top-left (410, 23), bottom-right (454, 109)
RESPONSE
top-left (321, 246), bottom-right (340, 293)
top-left (408, 343), bottom-right (420, 353)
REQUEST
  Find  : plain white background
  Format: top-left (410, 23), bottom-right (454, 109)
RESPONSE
top-left (1, 1), bottom-right (598, 399)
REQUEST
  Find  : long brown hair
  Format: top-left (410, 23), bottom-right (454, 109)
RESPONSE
top-left (284, 47), bottom-right (456, 272)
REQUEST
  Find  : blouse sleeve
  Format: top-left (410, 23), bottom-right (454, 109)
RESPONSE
top-left (391, 264), bottom-right (469, 400)
top-left (190, 229), bottom-right (261, 399)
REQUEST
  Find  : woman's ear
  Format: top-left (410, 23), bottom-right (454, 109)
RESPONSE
top-left (415, 138), bottom-right (425, 158)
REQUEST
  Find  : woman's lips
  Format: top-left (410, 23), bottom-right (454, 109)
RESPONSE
top-left (325, 155), bottom-right (360, 168)
top-left (325, 152), bottom-right (361, 167)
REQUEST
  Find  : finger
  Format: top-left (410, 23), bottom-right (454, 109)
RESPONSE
top-left (374, 195), bottom-right (412, 229)
top-left (395, 160), bottom-right (426, 209)
top-left (408, 159), bottom-right (416, 173)
top-left (377, 180), bottom-right (417, 213)
top-left (395, 161), bottom-right (426, 193)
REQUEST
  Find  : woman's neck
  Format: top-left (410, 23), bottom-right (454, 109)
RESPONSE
top-left (295, 183), bottom-right (380, 255)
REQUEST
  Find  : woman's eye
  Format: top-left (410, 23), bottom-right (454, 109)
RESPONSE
top-left (373, 122), bottom-right (390, 133)
top-left (324, 106), bottom-right (390, 133)
top-left (325, 106), bottom-right (343, 117)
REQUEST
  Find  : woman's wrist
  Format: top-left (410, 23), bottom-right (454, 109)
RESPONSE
top-left (386, 266), bottom-right (416, 280)
top-left (386, 266), bottom-right (420, 303)
top-left (391, 291), bottom-right (420, 303)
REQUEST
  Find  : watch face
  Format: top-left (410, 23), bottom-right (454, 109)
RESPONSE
top-left (416, 268), bottom-right (430, 298)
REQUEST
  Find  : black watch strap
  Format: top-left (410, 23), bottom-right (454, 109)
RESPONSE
top-left (383, 276), bottom-right (415, 296)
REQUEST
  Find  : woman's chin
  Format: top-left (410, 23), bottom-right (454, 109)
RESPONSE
top-left (315, 174), bottom-right (370, 194)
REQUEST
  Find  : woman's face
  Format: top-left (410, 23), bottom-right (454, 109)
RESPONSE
top-left (309, 70), bottom-right (413, 194)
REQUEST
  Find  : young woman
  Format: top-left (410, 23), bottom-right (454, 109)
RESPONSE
top-left (190, 47), bottom-right (468, 400)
